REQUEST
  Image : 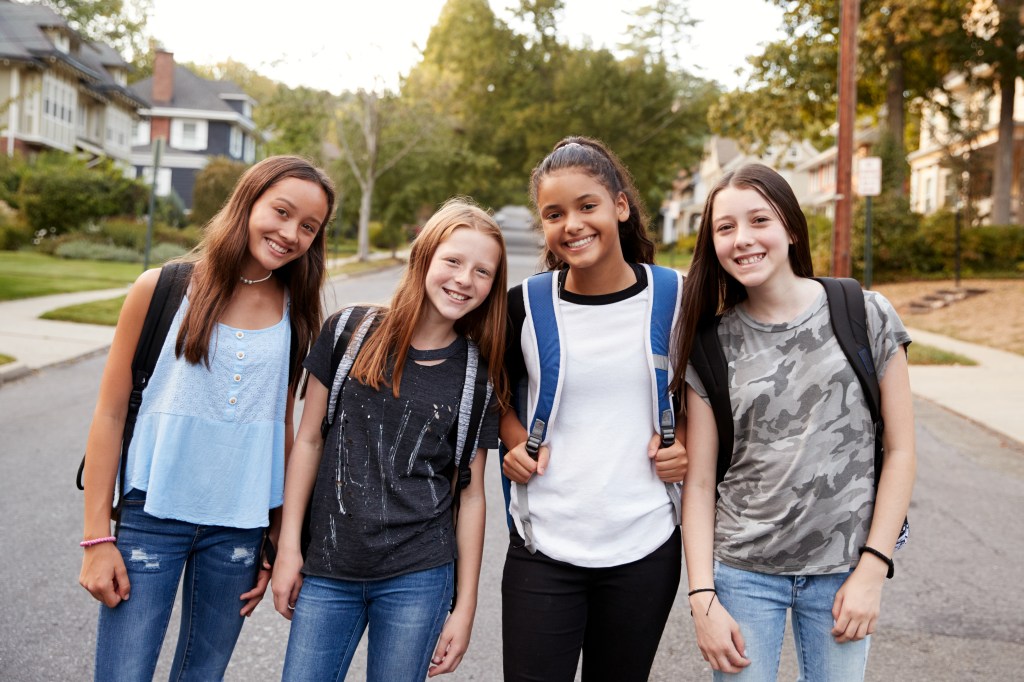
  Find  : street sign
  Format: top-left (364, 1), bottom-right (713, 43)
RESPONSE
top-left (858, 156), bottom-right (882, 197)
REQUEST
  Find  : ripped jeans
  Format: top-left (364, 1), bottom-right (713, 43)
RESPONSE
top-left (95, 489), bottom-right (264, 681)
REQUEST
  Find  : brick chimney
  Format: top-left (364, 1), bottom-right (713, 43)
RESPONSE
top-left (152, 50), bottom-right (175, 105)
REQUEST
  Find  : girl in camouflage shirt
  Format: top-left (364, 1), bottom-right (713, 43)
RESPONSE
top-left (675, 164), bottom-right (916, 681)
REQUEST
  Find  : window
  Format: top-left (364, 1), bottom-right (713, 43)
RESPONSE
top-left (229, 126), bottom-right (242, 157)
top-left (139, 166), bottom-right (173, 197)
top-left (171, 119), bottom-right (207, 150)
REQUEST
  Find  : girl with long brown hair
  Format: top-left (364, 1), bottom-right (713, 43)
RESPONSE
top-left (79, 155), bottom-right (335, 681)
top-left (271, 197), bottom-right (508, 681)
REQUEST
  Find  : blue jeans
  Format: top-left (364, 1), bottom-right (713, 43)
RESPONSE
top-left (282, 564), bottom-right (454, 682)
top-left (713, 561), bottom-right (871, 682)
top-left (95, 491), bottom-right (264, 681)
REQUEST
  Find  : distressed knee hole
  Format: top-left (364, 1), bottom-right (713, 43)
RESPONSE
top-left (230, 546), bottom-right (256, 566)
top-left (129, 548), bottom-right (160, 570)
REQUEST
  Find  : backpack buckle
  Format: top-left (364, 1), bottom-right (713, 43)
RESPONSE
top-left (526, 419), bottom-right (545, 460)
top-left (660, 408), bottom-right (675, 448)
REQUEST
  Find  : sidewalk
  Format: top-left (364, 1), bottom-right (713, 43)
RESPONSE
top-left (0, 280), bottom-right (1021, 446)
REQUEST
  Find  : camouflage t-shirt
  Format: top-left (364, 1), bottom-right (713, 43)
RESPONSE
top-left (686, 286), bottom-right (910, 575)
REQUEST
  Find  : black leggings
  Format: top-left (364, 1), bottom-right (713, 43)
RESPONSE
top-left (501, 531), bottom-right (681, 682)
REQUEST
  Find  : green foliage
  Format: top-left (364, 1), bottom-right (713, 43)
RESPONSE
top-left (369, 220), bottom-right (408, 255)
top-left (908, 343), bottom-right (977, 366)
top-left (190, 157), bottom-right (249, 227)
top-left (41, 295), bottom-right (126, 326)
top-left (16, 154), bottom-right (147, 234)
top-left (150, 242), bottom-right (190, 263)
top-left (806, 211), bottom-right (834, 276)
top-left (55, 240), bottom-right (141, 262)
top-left (41, 0), bottom-right (152, 59)
top-left (852, 192), bottom-right (922, 278)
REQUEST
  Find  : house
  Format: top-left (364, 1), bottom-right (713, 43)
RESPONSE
top-left (0, 0), bottom-right (146, 165)
top-left (797, 126), bottom-right (880, 220)
top-left (129, 50), bottom-right (258, 210)
top-left (661, 136), bottom-right (818, 242)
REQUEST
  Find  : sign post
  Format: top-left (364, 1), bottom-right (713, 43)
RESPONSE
top-left (857, 156), bottom-right (882, 288)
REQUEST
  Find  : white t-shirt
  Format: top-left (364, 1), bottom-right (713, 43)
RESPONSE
top-left (505, 266), bottom-right (677, 567)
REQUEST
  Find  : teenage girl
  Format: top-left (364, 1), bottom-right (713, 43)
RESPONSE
top-left (271, 198), bottom-right (508, 681)
top-left (676, 163), bottom-right (915, 681)
top-left (501, 136), bottom-right (687, 681)
top-left (78, 155), bottom-right (335, 680)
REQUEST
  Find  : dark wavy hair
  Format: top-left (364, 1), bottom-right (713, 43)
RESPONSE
top-left (672, 163), bottom-right (813, 392)
top-left (529, 136), bottom-right (655, 269)
top-left (176, 155), bottom-right (336, 396)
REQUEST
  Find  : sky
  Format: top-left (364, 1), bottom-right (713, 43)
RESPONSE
top-left (147, 0), bottom-right (784, 94)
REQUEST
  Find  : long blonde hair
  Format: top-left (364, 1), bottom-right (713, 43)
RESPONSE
top-left (350, 197), bottom-right (509, 410)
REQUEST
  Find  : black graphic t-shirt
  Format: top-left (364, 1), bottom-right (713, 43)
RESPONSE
top-left (302, 314), bottom-right (498, 581)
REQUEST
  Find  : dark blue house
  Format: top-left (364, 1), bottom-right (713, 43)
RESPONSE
top-left (130, 50), bottom-right (258, 211)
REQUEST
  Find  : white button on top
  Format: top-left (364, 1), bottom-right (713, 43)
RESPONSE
top-left (229, 397), bottom-right (237, 405)
top-left (233, 374), bottom-right (241, 382)
top-left (236, 351), bottom-right (245, 359)
top-left (236, 331), bottom-right (244, 339)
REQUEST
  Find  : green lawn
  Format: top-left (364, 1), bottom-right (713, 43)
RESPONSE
top-left (0, 251), bottom-right (141, 301)
top-left (41, 295), bottom-right (126, 326)
top-left (908, 342), bottom-right (976, 366)
top-left (41, 258), bottom-right (407, 326)
top-left (0, 353), bottom-right (14, 366)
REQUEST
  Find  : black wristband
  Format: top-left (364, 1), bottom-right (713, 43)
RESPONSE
top-left (687, 588), bottom-right (716, 597)
top-left (859, 545), bottom-right (894, 579)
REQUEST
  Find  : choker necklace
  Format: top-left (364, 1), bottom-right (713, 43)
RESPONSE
top-left (239, 271), bottom-right (273, 285)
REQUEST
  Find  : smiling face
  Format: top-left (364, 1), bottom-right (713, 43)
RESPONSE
top-left (244, 176), bottom-right (329, 279)
top-left (421, 227), bottom-right (502, 327)
top-left (711, 185), bottom-right (796, 291)
top-left (536, 168), bottom-right (630, 276)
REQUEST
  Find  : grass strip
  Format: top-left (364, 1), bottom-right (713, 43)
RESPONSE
top-left (908, 343), bottom-right (976, 366)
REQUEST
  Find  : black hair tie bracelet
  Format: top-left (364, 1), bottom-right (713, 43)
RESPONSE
top-left (859, 546), bottom-right (895, 579)
top-left (687, 588), bottom-right (718, 616)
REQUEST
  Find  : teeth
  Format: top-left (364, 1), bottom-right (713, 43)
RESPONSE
top-left (736, 254), bottom-right (764, 265)
top-left (567, 235), bottom-right (595, 249)
top-left (266, 238), bottom-right (288, 254)
top-left (444, 289), bottom-right (468, 301)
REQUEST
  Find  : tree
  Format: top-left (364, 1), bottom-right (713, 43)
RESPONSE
top-left (190, 157), bottom-right (248, 227)
top-left (713, 0), bottom-right (968, 194)
top-left (41, 0), bottom-right (152, 60)
top-left (620, 0), bottom-right (697, 70)
top-left (334, 90), bottom-right (437, 261)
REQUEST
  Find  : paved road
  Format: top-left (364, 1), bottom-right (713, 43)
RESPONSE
top-left (2, 252), bottom-right (1022, 680)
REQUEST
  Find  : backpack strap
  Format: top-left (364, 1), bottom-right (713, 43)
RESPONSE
top-left (449, 340), bottom-right (492, 611)
top-left (645, 264), bottom-right (684, 522)
top-left (76, 262), bottom-right (192, 531)
top-left (815, 277), bottom-right (910, 548)
top-left (689, 316), bottom-right (734, 494)
top-left (320, 306), bottom-right (379, 439)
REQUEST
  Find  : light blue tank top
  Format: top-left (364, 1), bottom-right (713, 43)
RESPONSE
top-left (125, 294), bottom-right (290, 528)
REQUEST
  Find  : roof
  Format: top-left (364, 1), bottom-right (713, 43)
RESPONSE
top-left (0, 0), bottom-right (145, 109)
top-left (131, 65), bottom-right (252, 113)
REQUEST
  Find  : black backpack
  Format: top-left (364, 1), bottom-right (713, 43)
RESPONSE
top-left (76, 262), bottom-right (299, 531)
top-left (688, 277), bottom-right (909, 548)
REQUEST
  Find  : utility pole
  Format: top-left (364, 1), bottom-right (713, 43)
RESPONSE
top-left (834, 0), bottom-right (859, 278)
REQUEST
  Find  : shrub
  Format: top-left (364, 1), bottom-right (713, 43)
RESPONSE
top-left (370, 220), bottom-right (408, 256)
top-left (54, 240), bottom-right (141, 262)
top-left (190, 157), bottom-right (249, 227)
top-left (150, 242), bottom-right (189, 263)
top-left (17, 154), bottom-right (147, 234)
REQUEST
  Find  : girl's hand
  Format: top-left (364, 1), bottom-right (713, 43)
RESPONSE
top-left (271, 549), bottom-right (305, 620)
top-left (239, 562), bottom-right (272, 617)
top-left (648, 434), bottom-right (687, 483)
top-left (502, 441), bottom-right (549, 484)
top-left (690, 593), bottom-right (751, 674)
top-left (428, 607), bottom-right (474, 676)
top-left (831, 561), bottom-right (885, 642)
top-left (79, 543), bottom-right (130, 608)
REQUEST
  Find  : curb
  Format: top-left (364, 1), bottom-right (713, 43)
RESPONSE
top-left (0, 361), bottom-right (32, 385)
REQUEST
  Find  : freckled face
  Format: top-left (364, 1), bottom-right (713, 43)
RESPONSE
top-left (244, 177), bottom-right (328, 276)
top-left (711, 185), bottom-right (794, 290)
top-left (422, 228), bottom-right (502, 326)
top-left (536, 169), bottom-right (630, 273)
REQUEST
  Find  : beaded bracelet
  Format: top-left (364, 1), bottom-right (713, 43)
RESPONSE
top-left (80, 536), bottom-right (117, 548)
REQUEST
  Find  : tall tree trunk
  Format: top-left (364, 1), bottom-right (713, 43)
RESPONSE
top-left (885, 36), bottom-right (906, 194)
top-left (357, 179), bottom-right (374, 262)
top-left (993, 0), bottom-right (1020, 225)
